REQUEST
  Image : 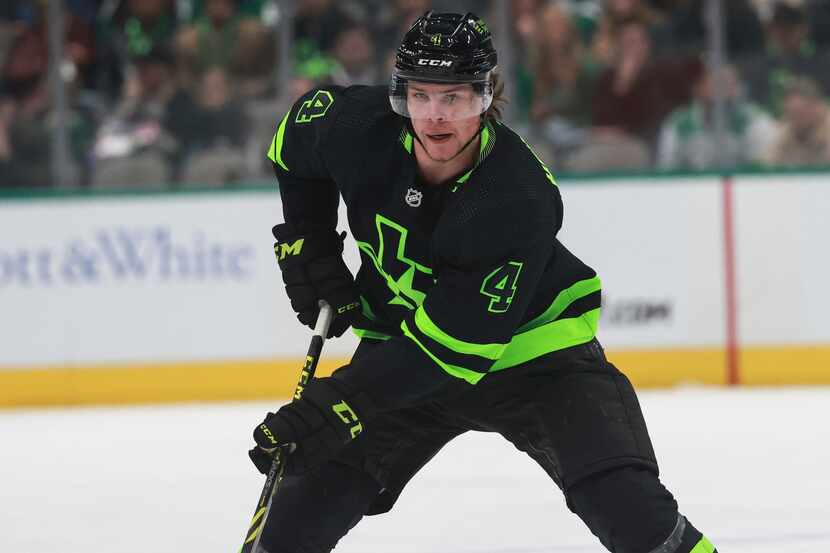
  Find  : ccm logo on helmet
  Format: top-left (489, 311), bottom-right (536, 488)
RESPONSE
top-left (417, 59), bottom-right (453, 67)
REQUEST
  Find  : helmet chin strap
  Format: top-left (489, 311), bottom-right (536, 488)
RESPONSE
top-left (408, 117), bottom-right (484, 164)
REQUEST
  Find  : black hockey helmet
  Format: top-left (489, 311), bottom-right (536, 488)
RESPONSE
top-left (389, 11), bottom-right (498, 120)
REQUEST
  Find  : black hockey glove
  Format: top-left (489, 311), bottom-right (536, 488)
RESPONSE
top-left (272, 223), bottom-right (361, 338)
top-left (249, 377), bottom-right (376, 476)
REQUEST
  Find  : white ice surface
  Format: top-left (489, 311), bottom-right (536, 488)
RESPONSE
top-left (2, 387), bottom-right (829, 553)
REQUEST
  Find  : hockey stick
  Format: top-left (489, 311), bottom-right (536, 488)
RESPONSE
top-left (240, 300), bottom-right (334, 553)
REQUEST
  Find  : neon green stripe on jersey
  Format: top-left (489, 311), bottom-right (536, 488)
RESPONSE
top-left (457, 121), bottom-right (495, 184)
top-left (689, 537), bottom-right (716, 553)
top-left (352, 327), bottom-right (392, 341)
top-left (401, 130), bottom-right (414, 153)
top-left (491, 308), bottom-right (600, 371)
top-left (414, 306), bottom-right (507, 360)
top-left (516, 131), bottom-right (556, 186)
top-left (400, 122), bottom-right (494, 182)
top-left (352, 297), bottom-right (391, 340)
top-left (267, 110), bottom-right (291, 171)
top-left (516, 276), bottom-right (602, 334)
top-left (401, 321), bottom-right (485, 385)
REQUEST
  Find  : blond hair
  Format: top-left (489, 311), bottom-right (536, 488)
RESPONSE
top-left (485, 72), bottom-right (507, 121)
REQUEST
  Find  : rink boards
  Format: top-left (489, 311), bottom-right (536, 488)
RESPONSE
top-left (1, 174), bottom-right (829, 406)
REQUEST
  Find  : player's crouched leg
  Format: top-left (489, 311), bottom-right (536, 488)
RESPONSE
top-left (259, 460), bottom-right (380, 553)
top-left (566, 466), bottom-right (717, 553)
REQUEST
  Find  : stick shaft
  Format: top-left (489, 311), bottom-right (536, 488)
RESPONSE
top-left (240, 301), bottom-right (334, 553)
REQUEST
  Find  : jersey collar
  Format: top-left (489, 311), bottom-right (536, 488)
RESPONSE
top-left (399, 120), bottom-right (497, 185)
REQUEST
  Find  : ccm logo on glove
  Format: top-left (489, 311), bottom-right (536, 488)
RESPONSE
top-left (338, 301), bottom-right (360, 314)
top-left (250, 378), bottom-right (376, 476)
top-left (274, 238), bottom-right (304, 261)
top-left (332, 400), bottom-right (363, 438)
top-left (258, 424), bottom-right (279, 449)
top-left (271, 223), bottom-right (361, 338)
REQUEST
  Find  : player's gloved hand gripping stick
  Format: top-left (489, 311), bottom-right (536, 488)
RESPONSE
top-left (240, 300), bottom-right (333, 553)
top-left (271, 223), bottom-right (361, 339)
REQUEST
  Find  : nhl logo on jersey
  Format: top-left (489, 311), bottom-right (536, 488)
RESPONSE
top-left (405, 188), bottom-right (423, 207)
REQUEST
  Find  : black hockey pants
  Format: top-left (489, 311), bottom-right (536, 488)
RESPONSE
top-left (259, 339), bottom-right (714, 553)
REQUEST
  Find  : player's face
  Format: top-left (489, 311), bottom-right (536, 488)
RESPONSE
top-left (407, 82), bottom-right (483, 162)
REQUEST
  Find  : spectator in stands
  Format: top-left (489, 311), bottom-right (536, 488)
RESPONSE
top-left (0, 1), bottom-right (96, 189)
top-left (529, 3), bottom-right (603, 159)
top-left (590, 19), bottom-right (698, 152)
top-left (374, 0), bottom-right (431, 56)
top-left (165, 66), bottom-right (250, 184)
top-left (766, 77), bottom-right (830, 167)
top-left (539, 0), bottom-right (602, 45)
top-left (371, 0), bottom-right (432, 82)
top-left (510, 0), bottom-right (541, 47)
top-left (175, 0), bottom-right (273, 98)
top-left (0, 79), bottom-right (53, 188)
top-left (329, 23), bottom-right (379, 87)
top-left (741, 2), bottom-right (830, 116)
top-left (1, 0), bottom-right (95, 96)
top-left (97, 0), bottom-right (179, 103)
top-left (294, 0), bottom-right (355, 63)
top-left (91, 46), bottom-right (178, 188)
top-left (657, 64), bottom-right (775, 170)
top-left (290, 56), bottom-right (336, 101)
top-left (0, 75), bottom-right (94, 189)
top-left (590, 0), bottom-right (663, 65)
top-left (503, 0), bottom-right (543, 121)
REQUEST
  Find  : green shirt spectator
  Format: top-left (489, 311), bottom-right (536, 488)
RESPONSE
top-left (657, 64), bottom-right (775, 170)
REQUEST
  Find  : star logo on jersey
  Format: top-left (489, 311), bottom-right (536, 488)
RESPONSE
top-left (405, 188), bottom-right (423, 207)
top-left (355, 214), bottom-right (433, 310)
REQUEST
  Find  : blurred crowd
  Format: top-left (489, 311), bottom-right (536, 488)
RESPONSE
top-left (1, 0), bottom-right (830, 190)
top-left (517, 0), bottom-right (830, 172)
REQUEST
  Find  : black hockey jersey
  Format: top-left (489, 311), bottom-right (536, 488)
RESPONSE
top-left (267, 86), bottom-right (600, 386)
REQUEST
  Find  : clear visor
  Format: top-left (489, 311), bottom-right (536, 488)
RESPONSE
top-left (389, 70), bottom-right (494, 122)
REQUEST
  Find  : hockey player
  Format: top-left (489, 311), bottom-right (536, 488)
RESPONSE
top-left (250, 11), bottom-right (718, 553)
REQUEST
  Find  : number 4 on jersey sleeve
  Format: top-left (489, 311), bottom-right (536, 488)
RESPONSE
top-left (480, 261), bottom-right (523, 313)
